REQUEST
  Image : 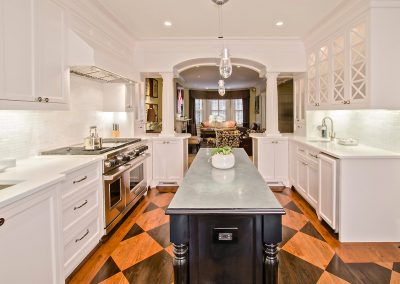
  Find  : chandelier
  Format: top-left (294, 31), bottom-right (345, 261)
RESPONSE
top-left (218, 79), bottom-right (225, 96)
top-left (212, 0), bottom-right (232, 79)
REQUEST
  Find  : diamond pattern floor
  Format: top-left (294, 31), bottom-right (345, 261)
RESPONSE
top-left (68, 188), bottom-right (400, 284)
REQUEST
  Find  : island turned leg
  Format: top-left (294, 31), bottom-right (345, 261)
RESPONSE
top-left (264, 243), bottom-right (279, 283)
top-left (170, 215), bottom-right (189, 284)
top-left (263, 215), bottom-right (282, 284)
top-left (172, 243), bottom-right (189, 284)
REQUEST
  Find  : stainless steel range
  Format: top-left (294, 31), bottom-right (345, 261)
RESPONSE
top-left (42, 138), bottom-right (150, 234)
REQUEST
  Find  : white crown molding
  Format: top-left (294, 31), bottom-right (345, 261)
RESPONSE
top-left (370, 0), bottom-right (400, 8)
top-left (53, 0), bottom-right (135, 59)
top-left (303, 0), bottom-right (370, 50)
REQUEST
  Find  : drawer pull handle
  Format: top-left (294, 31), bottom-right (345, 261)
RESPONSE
top-left (309, 153), bottom-right (318, 158)
top-left (299, 149), bottom-right (305, 152)
top-left (0, 218), bottom-right (4, 227)
top-left (302, 162), bottom-right (308, 166)
top-left (73, 200), bottom-right (88, 211)
top-left (73, 176), bottom-right (87, 184)
top-left (75, 229), bottom-right (89, 243)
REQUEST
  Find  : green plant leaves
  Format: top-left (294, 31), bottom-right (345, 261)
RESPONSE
top-left (211, 146), bottom-right (233, 156)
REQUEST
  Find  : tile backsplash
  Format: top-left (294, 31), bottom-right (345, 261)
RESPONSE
top-left (307, 110), bottom-right (400, 152)
top-left (0, 76), bottom-right (134, 159)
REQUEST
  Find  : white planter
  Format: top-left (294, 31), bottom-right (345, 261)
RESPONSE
top-left (211, 153), bottom-right (235, 169)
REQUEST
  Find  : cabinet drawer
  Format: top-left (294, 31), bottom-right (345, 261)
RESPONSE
top-left (64, 215), bottom-right (102, 275)
top-left (62, 182), bottom-right (100, 232)
top-left (307, 150), bottom-right (320, 163)
top-left (296, 145), bottom-right (307, 157)
top-left (62, 163), bottom-right (100, 198)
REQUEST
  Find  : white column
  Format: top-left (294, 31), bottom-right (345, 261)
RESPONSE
top-left (160, 72), bottom-right (176, 136)
top-left (265, 72), bottom-right (281, 136)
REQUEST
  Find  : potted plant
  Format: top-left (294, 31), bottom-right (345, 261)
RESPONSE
top-left (210, 146), bottom-right (235, 169)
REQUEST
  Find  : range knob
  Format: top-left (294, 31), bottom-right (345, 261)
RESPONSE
top-left (116, 155), bottom-right (124, 161)
top-left (104, 159), bottom-right (116, 168)
top-left (122, 155), bottom-right (131, 162)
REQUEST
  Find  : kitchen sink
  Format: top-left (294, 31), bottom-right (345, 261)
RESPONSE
top-left (0, 180), bottom-right (24, 191)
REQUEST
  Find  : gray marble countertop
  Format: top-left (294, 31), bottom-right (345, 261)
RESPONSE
top-left (166, 148), bottom-right (285, 215)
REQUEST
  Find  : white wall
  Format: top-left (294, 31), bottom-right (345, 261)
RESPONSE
top-left (133, 39), bottom-right (306, 73)
top-left (307, 110), bottom-right (400, 152)
top-left (0, 76), bottom-right (134, 159)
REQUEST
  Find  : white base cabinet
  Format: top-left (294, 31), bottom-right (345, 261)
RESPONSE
top-left (252, 137), bottom-right (289, 186)
top-left (318, 153), bottom-right (339, 232)
top-left (292, 142), bottom-right (325, 213)
top-left (152, 138), bottom-right (188, 186)
top-left (0, 184), bottom-right (63, 284)
top-left (61, 162), bottom-right (103, 278)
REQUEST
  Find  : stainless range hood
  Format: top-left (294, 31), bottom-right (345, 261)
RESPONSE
top-left (70, 66), bottom-right (132, 83)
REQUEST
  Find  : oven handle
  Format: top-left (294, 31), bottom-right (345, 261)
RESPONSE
top-left (103, 153), bottom-right (150, 181)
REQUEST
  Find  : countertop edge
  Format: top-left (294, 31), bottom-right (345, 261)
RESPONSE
top-left (165, 208), bottom-right (286, 215)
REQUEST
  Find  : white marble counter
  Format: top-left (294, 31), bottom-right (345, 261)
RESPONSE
top-left (0, 156), bottom-right (102, 208)
top-left (250, 133), bottom-right (400, 159)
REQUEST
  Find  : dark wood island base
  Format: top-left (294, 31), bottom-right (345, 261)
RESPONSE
top-left (170, 214), bottom-right (282, 284)
top-left (166, 149), bottom-right (285, 284)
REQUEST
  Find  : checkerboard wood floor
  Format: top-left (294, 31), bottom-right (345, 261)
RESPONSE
top-left (68, 188), bottom-right (400, 284)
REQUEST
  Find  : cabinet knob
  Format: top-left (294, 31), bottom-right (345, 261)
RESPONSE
top-left (36, 97), bottom-right (43, 102)
top-left (44, 97), bottom-right (49, 103)
top-left (0, 218), bottom-right (4, 226)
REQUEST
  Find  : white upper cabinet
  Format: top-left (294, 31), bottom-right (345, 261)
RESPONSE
top-left (0, 0), bottom-right (69, 109)
top-left (34, 0), bottom-right (68, 104)
top-left (306, 18), bottom-right (369, 109)
top-left (349, 22), bottom-right (368, 104)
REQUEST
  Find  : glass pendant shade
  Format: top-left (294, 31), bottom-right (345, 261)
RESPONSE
top-left (218, 79), bottom-right (226, 96)
top-left (219, 48), bottom-right (232, 79)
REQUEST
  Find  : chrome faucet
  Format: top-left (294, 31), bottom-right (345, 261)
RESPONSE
top-left (321, 116), bottom-right (335, 140)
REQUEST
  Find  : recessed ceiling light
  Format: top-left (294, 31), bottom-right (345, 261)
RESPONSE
top-left (164, 21), bottom-right (172, 27)
top-left (275, 21), bottom-right (284, 26)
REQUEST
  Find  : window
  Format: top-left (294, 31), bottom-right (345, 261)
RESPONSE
top-left (233, 99), bottom-right (243, 125)
top-left (195, 99), bottom-right (203, 124)
top-left (210, 100), bottom-right (226, 120)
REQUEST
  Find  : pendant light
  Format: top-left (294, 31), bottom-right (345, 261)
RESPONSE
top-left (212, 0), bottom-right (232, 79)
top-left (218, 79), bottom-right (226, 96)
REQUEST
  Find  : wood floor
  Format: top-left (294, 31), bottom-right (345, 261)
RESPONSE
top-left (67, 185), bottom-right (400, 284)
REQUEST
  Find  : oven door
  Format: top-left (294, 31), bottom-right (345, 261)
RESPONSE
top-left (104, 172), bottom-right (126, 229)
top-left (124, 161), bottom-right (146, 206)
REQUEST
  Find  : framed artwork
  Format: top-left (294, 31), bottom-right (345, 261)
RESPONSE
top-left (255, 95), bottom-right (260, 114)
top-left (146, 103), bottom-right (158, 122)
top-left (147, 78), bottom-right (159, 98)
top-left (151, 79), bottom-right (158, 98)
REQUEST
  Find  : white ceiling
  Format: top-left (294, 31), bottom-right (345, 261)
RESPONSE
top-left (180, 66), bottom-right (264, 90)
top-left (96, 0), bottom-right (344, 39)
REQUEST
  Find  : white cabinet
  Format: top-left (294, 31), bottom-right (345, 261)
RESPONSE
top-left (293, 144), bottom-right (320, 208)
top-left (0, 0), bottom-right (69, 109)
top-left (0, 184), bottom-right (63, 284)
top-left (253, 137), bottom-right (289, 186)
top-left (288, 140), bottom-right (297, 186)
top-left (318, 153), bottom-right (339, 231)
top-left (306, 19), bottom-right (368, 109)
top-left (60, 162), bottom-right (103, 278)
top-left (152, 138), bottom-right (188, 186)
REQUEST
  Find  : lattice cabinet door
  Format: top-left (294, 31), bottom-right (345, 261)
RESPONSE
top-left (318, 45), bottom-right (330, 105)
top-left (307, 52), bottom-right (318, 106)
top-left (332, 35), bottom-right (347, 105)
top-left (349, 21), bottom-right (368, 104)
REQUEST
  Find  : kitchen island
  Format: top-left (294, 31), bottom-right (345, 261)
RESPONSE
top-left (166, 148), bottom-right (285, 284)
